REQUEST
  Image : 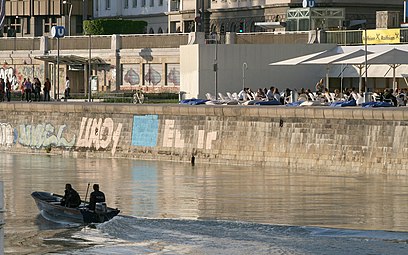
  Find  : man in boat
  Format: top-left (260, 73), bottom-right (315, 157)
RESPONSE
top-left (60, 183), bottom-right (82, 208)
top-left (89, 184), bottom-right (106, 211)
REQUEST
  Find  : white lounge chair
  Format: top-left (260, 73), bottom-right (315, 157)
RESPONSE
top-left (205, 93), bottom-right (215, 100)
top-left (218, 93), bottom-right (226, 101)
top-left (226, 92), bottom-right (234, 100)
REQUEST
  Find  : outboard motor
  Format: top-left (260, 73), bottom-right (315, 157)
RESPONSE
top-left (95, 202), bottom-right (107, 213)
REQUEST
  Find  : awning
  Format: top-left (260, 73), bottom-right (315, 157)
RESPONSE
top-left (255, 22), bottom-right (287, 29)
top-left (34, 55), bottom-right (109, 66)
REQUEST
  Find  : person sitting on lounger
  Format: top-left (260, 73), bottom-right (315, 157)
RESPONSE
top-left (61, 183), bottom-right (81, 208)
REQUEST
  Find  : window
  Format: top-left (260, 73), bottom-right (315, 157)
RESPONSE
top-left (159, 0), bottom-right (163, 5)
top-left (132, 0), bottom-right (137, 7)
top-left (26, 17), bottom-right (30, 34)
top-left (106, 0), bottom-right (111, 10)
top-left (150, 0), bottom-right (154, 7)
top-left (44, 17), bottom-right (57, 34)
top-left (142, 0), bottom-right (146, 7)
top-left (124, 0), bottom-right (129, 9)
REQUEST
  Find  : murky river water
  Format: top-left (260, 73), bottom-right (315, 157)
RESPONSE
top-left (1, 152), bottom-right (408, 254)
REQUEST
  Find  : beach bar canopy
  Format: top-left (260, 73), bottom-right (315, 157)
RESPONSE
top-left (332, 48), bottom-right (408, 91)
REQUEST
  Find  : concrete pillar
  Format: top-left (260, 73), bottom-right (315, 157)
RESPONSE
top-left (112, 35), bottom-right (122, 91)
top-left (188, 32), bottom-right (205, 44)
top-left (225, 32), bottom-right (236, 44)
top-left (308, 29), bottom-right (327, 43)
top-left (40, 36), bottom-right (49, 55)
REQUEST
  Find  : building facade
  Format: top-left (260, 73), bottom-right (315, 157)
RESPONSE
top-left (0, 0), bottom-right (404, 37)
top-left (1, 0), bottom-right (92, 37)
top-left (93, 0), bottom-right (169, 34)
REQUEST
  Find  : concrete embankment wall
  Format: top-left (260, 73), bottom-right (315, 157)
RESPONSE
top-left (1, 103), bottom-right (408, 175)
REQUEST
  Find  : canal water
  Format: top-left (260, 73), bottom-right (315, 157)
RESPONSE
top-left (1, 152), bottom-right (408, 254)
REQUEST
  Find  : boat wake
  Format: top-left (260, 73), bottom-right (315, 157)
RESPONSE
top-left (55, 216), bottom-right (408, 255)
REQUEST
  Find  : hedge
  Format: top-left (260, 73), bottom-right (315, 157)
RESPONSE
top-left (83, 19), bottom-right (147, 35)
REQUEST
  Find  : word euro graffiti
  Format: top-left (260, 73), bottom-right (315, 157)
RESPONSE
top-left (76, 117), bottom-right (123, 156)
top-left (18, 124), bottom-right (76, 148)
top-left (0, 123), bottom-right (15, 147)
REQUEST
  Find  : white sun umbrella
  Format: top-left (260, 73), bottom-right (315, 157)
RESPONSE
top-left (333, 48), bottom-right (408, 91)
top-left (269, 46), bottom-right (345, 66)
top-left (269, 50), bottom-right (329, 66)
top-left (303, 49), bottom-right (374, 91)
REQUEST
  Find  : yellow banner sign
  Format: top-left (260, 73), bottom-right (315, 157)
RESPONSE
top-left (362, 29), bottom-right (400, 44)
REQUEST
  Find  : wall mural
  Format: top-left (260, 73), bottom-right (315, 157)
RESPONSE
top-left (144, 64), bottom-right (162, 86)
top-left (166, 64), bottom-right (180, 86)
top-left (0, 64), bottom-right (44, 91)
top-left (123, 64), bottom-right (141, 86)
top-left (76, 117), bottom-right (123, 156)
top-left (131, 115), bottom-right (159, 147)
top-left (0, 67), bottom-right (19, 90)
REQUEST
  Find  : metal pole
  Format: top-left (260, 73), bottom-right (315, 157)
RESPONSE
top-left (214, 42), bottom-right (217, 99)
top-left (68, 4), bottom-right (72, 36)
top-left (364, 27), bottom-right (368, 92)
top-left (57, 37), bottom-right (60, 100)
top-left (88, 34), bottom-right (92, 102)
top-left (201, 0), bottom-right (204, 32)
top-left (242, 62), bottom-right (247, 90)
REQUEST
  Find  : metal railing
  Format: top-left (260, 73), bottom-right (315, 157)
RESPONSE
top-left (326, 28), bottom-right (408, 45)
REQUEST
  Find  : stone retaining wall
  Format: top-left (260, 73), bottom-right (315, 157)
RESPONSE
top-left (1, 103), bottom-right (407, 175)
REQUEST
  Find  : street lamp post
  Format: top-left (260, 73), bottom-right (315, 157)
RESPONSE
top-left (364, 27), bottom-right (368, 92)
top-left (63, 1), bottom-right (73, 36)
top-left (242, 62), bottom-right (247, 90)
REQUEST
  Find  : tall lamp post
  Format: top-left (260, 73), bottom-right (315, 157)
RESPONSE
top-left (364, 26), bottom-right (368, 92)
top-left (242, 62), bottom-right (247, 90)
top-left (63, 1), bottom-right (73, 36)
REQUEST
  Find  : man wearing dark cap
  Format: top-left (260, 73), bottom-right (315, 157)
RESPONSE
top-left (89, 184), bottom-right (106, 211)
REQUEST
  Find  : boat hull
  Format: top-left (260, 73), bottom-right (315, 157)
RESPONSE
top-left (31, 191), bottom-right (120, 224)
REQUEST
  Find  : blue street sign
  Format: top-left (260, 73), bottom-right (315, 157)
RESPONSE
top-left (51, 26), bottom-right (65, 38)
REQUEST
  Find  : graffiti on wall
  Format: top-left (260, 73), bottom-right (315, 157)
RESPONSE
top-left (130, 117), bottom-right (217, 150)
top-left (0, 65), bottom-right (44, 91)
top-left (76, 117), bottom-right (123, 156)
top-left (131, 115), bottom-right (159, 147)
top-left (0, 123), bottom-right (15, 147)
top-left (18, 124), bottom-right (76, 149)
top-left (163, 120), bottom-right (217, 149)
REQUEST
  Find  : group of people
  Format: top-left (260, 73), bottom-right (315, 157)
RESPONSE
top-left (1, 76), bottom-right (70, 102)
top-left (237, 87), bottom-right (293, 104)
top-left (0, 77), bottom-right (12, 102)
top-left (235, 83), bottom-right (407, 107)
top-left (61, 183), bottom-right (106, 211)
top-left (19, 77), bottom-right (52, 102)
